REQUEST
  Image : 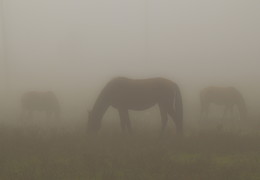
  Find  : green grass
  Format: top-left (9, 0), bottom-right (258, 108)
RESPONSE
top-left (0, 125), bottom-right (259, 180)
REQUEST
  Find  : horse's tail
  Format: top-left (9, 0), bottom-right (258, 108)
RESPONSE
top-left (235, 90), bottom-right (247, 121)
top-left (174, 84), bottom-right (183, 135)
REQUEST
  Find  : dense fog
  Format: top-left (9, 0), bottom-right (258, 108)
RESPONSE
top-left (1, 2), bottom-right (260, 179)
top-left (1, 0), bottom-right (260, 128)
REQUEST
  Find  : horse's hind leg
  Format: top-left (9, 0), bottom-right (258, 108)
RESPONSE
top-left (158, 104), bottom-right (168, 136)
top-left (125, 111), bottom-right (132, 134)
top-left (167, 108), bottom-right (183, 135)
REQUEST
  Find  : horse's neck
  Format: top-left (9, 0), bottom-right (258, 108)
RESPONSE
top-left (92, 91), bottom-right (110, 119)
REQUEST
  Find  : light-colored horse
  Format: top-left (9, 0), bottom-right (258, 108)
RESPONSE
top-left (87, 77), bottom-right (183, 136)
top-left (200, 86), bottom-right (247, 122)
top-left (21, 91), bottom-right (60, 121)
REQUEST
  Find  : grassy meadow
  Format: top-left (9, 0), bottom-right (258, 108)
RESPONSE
top-left (0, 118), bottom-right (259, 180)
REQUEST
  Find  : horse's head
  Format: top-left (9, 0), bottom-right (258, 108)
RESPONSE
top-left (86, 110), bottom-right (101, 134)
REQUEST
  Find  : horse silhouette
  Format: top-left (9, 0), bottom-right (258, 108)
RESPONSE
top-left (200, 86), bottom-right (247, 121)
top-left (87, 77), bottom-right (183, 136)
top-left (21, 91), bottom-right (60, 121)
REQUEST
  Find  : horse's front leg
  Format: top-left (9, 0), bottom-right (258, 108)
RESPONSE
top-left (119, 109), bottom-right (132, 134)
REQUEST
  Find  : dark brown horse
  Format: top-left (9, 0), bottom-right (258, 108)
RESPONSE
top-left (200, 86), bottom-right (247, 121)
top-left (21, 91), bottom-right (60, 121)
top-left (87, 77), bottom-right (183, 135)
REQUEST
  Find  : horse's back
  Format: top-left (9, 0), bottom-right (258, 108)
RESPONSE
top-left (102, 77), bottom-right (178, 110)
top-left (201, 86), bottom-right (240, 105)
top-left (109, 77), bottom-right (176, 87)
top-left (107, 77), bottom-right (177, 95)
top-left (202, 86), bottom-right (237, 95)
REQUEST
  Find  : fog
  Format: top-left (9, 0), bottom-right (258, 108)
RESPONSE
top-left (1, 1), bottom-right (260, 179)
top-left (1, 0), bottom-right (260, 125)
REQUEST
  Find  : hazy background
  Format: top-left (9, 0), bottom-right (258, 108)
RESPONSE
top-left (0, 0), bottom-right (260, 125)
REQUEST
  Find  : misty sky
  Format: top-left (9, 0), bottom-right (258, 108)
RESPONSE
top-left (1, 0), bottom-right (260, 116)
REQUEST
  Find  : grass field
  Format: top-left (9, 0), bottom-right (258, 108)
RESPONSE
top-left (0, 122), bottom-right (259, 180)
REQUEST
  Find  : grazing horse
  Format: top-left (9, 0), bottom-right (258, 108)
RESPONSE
top-left (87, 77), bottom-right (183, 135)
top-left (21, 91), bottom-right (60, 121)
top-left (200, 87), bottom-right (247, 121)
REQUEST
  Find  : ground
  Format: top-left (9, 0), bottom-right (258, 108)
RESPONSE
top-left (0, 123), bottom-right (259, 180)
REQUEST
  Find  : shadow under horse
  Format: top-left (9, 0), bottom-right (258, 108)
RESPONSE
top-left (21, 91), bottom-right (61, 121)
top-left (87, 77), bottom-right (183, 136)
top-left (200, 86), bottom-right (247, 122)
